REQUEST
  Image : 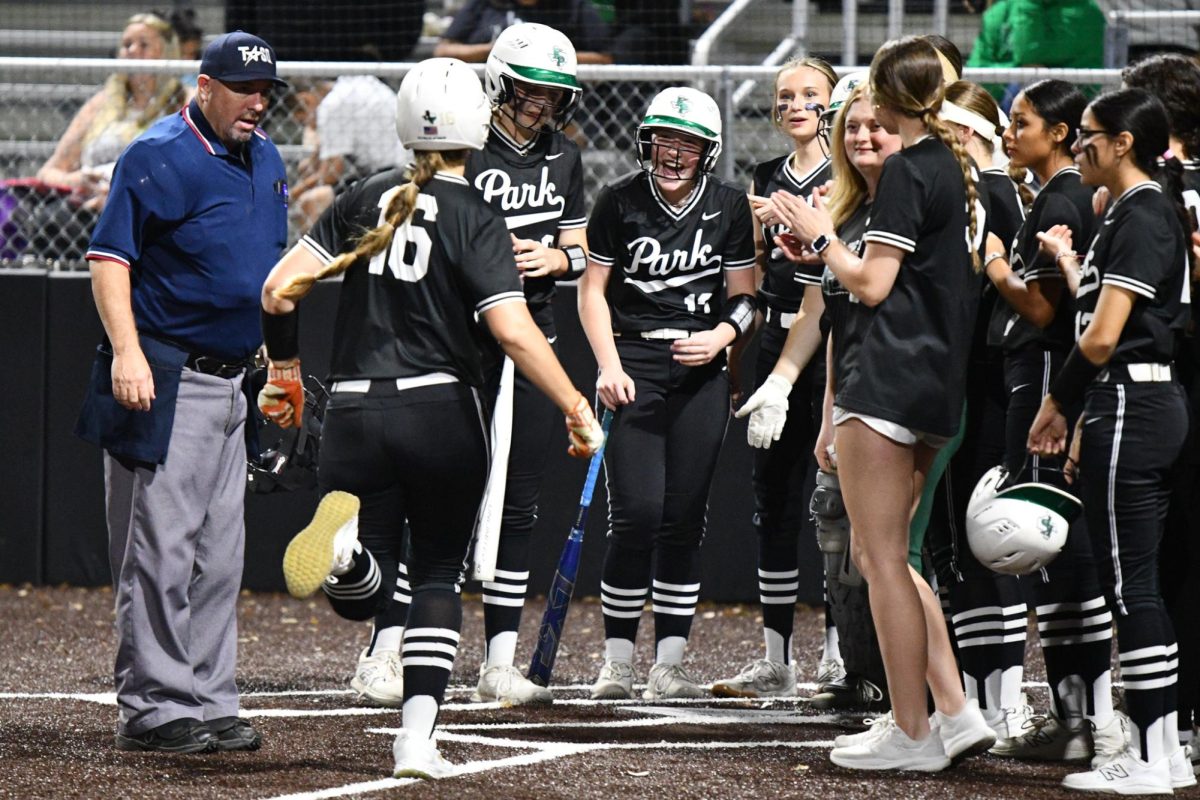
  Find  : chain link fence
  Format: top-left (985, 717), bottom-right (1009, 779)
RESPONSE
top-left (0, 58), bottom-right (1130, 269)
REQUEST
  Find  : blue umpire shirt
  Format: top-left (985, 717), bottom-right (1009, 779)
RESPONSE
top-left (87, 98), bottom-right (288, 360)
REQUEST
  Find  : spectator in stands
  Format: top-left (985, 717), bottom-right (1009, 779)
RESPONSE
top-left (168, 6), bottom-right (204, 89)
top-left (37, 12), bottom-right (187, 212)
top-left (290, 75), bottom-right (413, 229)
top-left (966, 0), bottom-right (1106, 107)
top-left (169, 6), bottom-right (204, 60)
top-left (225, 0), bottom-right (424, 61)
top-left (434, 0), bottom-right (613, 64)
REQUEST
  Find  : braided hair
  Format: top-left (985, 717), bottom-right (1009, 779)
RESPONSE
top-left (274, 150), bottom-right (465, 301)
top-left (870, 36), bottom-right (981, 271)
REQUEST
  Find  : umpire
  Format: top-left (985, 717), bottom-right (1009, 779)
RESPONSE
top-left (74, 31), bottom-right (288, 753)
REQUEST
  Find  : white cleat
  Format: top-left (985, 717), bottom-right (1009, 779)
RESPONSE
top-left (1091, 713), bottom-right (1133, 768)
top-left (591, 660), bottom-right (637, 700)
top-left (472, 664), bottom-right (553, 706)
top-left (643, 663), bottom-right (706, 700)
top-left (931, 698), bottom-right (997, 760)
top-left (1061, 749), bottom-right (1173, 795)
top-left (393, 731), bottom-right (456, 780)
top-left (834, 712), bottom-right (895, 748)
top-left (710, 659), bottom-right (797, 698)
top-left (830, 717), bottom-right (951, 772)
top-left (1169, 746), bottom-right (1197, 789)
top-left (350, 648), bottom-right (403, 708)
top-left (282, 491), bottom-right (360, 598)
top-left (984, 702), bottom-right (1036, 756)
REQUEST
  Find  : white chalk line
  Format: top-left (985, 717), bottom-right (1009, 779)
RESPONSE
top-left (262, 731), bottom-right (836, 800)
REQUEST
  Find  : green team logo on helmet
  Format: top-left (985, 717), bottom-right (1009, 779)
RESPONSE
top-left (551, 46), bottom-right (566, 67)
top-left (422, 110), bottom-right (436, 124)
top-left (1039, 515), bottom-right (1054, 540)
top-left (672, 96), bottom-right (690, 115)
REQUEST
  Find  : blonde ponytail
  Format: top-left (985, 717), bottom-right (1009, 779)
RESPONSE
top-left (274, 151), bottom-right (463, 302)
top-left (923, 108), bottom-right (981, 273)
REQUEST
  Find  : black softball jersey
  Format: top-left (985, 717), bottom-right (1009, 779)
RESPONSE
top-left (300, 168), bottom-right (525, 385)
top-left (1074, 181), bottom-right (1189, 364)
top-left (838, 136), bottom-right (978, 437)
top-left (751, 154), bottom-right (832, 312)
top-left (820, 201), bottom-right (870, 385)
top-left (587, 171), bottom-right (757, 333)
top-left (990, 166), bottom-right (1096, 352)
top-left (465, 122), bottom-right (587, 310)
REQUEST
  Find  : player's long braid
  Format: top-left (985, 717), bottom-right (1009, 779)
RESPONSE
top-left (871, 36), bottom-right (979, 272)
top-left (274, 151), bottom-right (465, 301)
top-left (923, 110), bottom-right (980, 272)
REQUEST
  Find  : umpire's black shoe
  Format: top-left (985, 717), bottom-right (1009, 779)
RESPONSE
top-left (115, 718), bottom-right (218, 753)
top-left (208, 717), bottom-right (262, 751)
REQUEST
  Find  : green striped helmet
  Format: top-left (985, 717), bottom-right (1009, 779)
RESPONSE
top-left (637, 87), bottom-right (723, 175)
top-left (485, 23), bottom-right (581, 133)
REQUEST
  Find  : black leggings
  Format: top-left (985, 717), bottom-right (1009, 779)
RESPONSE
top-left (1081, 379), bottom-right (1188, 760)
top-left (600, 338), bottom-right (730, 646)
top-left (317, 382), bottom-right (489, 603)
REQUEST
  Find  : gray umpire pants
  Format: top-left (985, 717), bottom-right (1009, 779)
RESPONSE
top-left (104, 368), bottom-right (247, 735)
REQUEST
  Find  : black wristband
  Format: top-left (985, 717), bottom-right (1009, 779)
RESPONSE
top-left (719, 293), bottom-right (757, 341)
top-left (261, 306), bottom-right (300, 362)
top-left (561, 244), bottom-right (587, 276)
top-left (1049, 345), bottom-right (1102, 410)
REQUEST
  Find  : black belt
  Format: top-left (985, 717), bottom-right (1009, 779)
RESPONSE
top-left (185, 354), bottom-right (249, 378)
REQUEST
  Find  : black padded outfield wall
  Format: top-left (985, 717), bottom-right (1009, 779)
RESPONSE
top-left (0, 271), bottom-right (47, 584)
top-left (4, 274), bottom-right (824, 604)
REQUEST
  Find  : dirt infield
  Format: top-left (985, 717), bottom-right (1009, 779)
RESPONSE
top-left (0, 585), bottom-right (1183, 800)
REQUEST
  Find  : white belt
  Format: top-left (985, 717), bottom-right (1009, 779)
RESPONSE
top-left (1099, 363), bottom-right (1172, 383)
top-left (614, 326), bottom-right (691, 340)
top-left (765, 306), bottom-right (797, 329)
top-left (330, 373), bottom-right (458, 393)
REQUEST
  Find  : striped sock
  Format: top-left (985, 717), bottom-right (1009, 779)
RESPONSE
top-left (1036, 595), bottom-right (1114, 725)
top-left (482, 568), bottom-right (529, 668)
top-left (401, 585), bottom-right (462, 740)
top-left (322, 545), bottom-right (382, 619)
top-left (759, 568), bottom-right (799, 665)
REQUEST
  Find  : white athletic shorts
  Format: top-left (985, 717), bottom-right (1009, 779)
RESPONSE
top-left (831, 405), bottom-right (951, 449)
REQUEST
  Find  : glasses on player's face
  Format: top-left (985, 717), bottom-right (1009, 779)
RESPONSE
top-left (1075, 127), bottom-right (1110, 145)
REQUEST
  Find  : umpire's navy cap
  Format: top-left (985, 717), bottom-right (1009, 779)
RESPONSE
top-left (200, 31), bottom-right (288, 87)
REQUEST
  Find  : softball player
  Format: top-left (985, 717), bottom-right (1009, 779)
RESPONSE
top-left (578, 87), bottom-right (757, 700)
top-left (771, 37), bottom-right (995, 771)
top-left (461, 22), bottom-right (591, 707)
top-left (329, 23), bottom-right (592, 708)
top-left (1030, 87), bottom-right (1192, 794)
top-left (740, 78), bottom-right (901, 710)
top-left (711, 56), bottom-right (836, 700)
top-left (1122, 53), bottom-right (1200, 757)
top-left (973, 79), bottom-right (1123, 762)
top-left (258, 59), bottom-right (602, 779)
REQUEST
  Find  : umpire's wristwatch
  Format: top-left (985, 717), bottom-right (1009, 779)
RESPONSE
top-left (811, 233), bottom-right (836, 255)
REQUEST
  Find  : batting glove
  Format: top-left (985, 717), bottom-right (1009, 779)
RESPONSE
top-left (258, 359), bottom-right (304, 429)
top-left (734, 374), bottom-right (791, 449)
top-left (564, 394), bottom-right (604, 458)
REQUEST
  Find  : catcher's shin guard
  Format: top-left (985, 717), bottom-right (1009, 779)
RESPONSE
top-left (811, 470), bottom-right (886, 690)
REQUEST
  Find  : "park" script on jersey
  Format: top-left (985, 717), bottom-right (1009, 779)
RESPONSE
top-left (475, 167), bottom-right (565, 216)
top-left (626, 230), bottom-right (722, 276)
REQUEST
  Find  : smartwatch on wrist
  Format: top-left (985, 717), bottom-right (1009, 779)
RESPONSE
top-left (812, 233), bottom-right (835, 255)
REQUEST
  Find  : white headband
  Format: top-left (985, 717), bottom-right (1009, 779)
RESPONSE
top-left (940, 100), bottom-right (998, 143)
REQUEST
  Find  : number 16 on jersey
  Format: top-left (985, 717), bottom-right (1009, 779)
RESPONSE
top-left (528, 408), bottom-right (615, 687)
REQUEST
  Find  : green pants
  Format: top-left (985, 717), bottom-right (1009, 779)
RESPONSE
top-left (907, 403), bottom-right (968, 571)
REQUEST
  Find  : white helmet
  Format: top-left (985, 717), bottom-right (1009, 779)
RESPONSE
top-left (965, 465), bottom-right (1082, 575)
top-left (636, 87), bottom-right (723, 176)
top-left (485, 23), bottom-right (582, 133)
top-left (818, 70), bottom-right (868, 140)
top-left (396, 58), bottom-right (491, 151)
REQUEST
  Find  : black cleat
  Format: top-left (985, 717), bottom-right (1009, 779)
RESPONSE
top-left (115, 718), bottom-right (219, 753)
top-left (208, 717), bottom-right (262, 751)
